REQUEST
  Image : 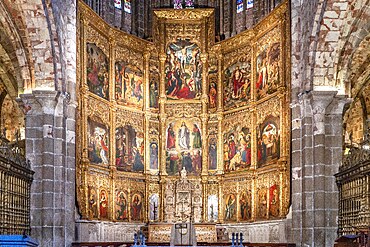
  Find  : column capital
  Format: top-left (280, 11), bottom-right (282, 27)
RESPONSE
top-left (19, 90), bottom-right (60, 115)
top-left (309, 90), bottom-right (337, 135)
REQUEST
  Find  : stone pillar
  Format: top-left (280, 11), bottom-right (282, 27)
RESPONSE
top-left (290, 90), bottom-right (348, 247)
top-left (21, 90), bottom-right (76, 247)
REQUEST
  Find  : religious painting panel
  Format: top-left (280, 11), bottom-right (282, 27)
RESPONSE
top-left (165, 119), bottom-right (202, 175)
top-left (223, 125), bottom-right (252, 172)
top-left (87, 118), bottom-right (109, 166)
top-left (239, 189), bottom-right (252, 221)
top-left (115, 125), bottom-right (144, 172)
top-left (165, 39), bottom-right (202, 100)
top-left (207, 195), bottom-right (218, 222)
top-left (149, 193), bottom-right (159, 221)
top-left (208, 137), bottom-right (217, 171)
top-left (257, 115), bottom-right (280, 167)
top-left (115, 190), bottom-right (128, 221)
top-left (256, 187), bottom-right (268, 219)
top-left (208, 71), bottom-right (218, 111)
top-left (208, 124), bottom-right (218, 171)
top-left (99, 189), bottom-right (109, 219)
top-left (223, 61), bottom-right (252, 110)
top-left (115, 61), bottom-right (144, 109)
top-left (149, 140), bottom-right (159, 170)
top-left (86, 43), bottom-right (109, 100)
top-left (269, 184), bottom-right (279, 218)
top-left (131, 192), bottom-right (144, 221)
top-left (88, 186), bottom-right (98, 219)
top-left (255, 27), bottom-right (281, 101)
top-left (224, 193), bottom-right (237, 222)
top-left (149, 74), bottom-right (159, 109)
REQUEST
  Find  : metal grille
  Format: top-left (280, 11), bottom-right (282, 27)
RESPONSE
top-left (336, 143), bottom-right (370, 236)
top-left (0, 137), bottom-right (33, 235)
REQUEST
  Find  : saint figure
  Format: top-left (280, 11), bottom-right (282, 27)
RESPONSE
top-left (150, 143), bottom-right (158, 170)
top-left (209, 82), bottom-right (217, 108)
top-left (224, 194), bottom-right (236, 221)
top-left (192, 124), bottom-right (202, 148)
top-left (167, 123), bottom-right (176, 149)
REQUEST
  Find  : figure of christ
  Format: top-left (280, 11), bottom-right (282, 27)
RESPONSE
top-left (256, 58), bottom-right (267, 91)
top-left (232, 66), bottom-right (245, 98)
top-left (99, 134), bottom-right (109, 165)
top-left (172, 43), bottom-right (195, 71)
top-left (178, 122), bottom-right (190, 150)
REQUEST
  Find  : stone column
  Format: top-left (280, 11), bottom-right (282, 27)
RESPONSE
top-left (21, 90), bottom-right (76, 247)
top-left (290, 90), bottom-right (349, 247)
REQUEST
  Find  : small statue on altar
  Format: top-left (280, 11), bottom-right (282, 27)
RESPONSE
top-left (180, 166), bottom-right (187, 180)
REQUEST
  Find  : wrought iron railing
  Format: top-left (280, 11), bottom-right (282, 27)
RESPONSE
top-left (336, 139), bottom-right (370, 236)
top-left (0, 136), bottom-right (33, 235)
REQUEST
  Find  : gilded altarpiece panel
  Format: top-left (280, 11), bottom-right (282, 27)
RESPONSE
top-left (77, 1), bottom-right (290, 225)
top-left (223, 47), bottom-right (252, 111)
top-left (255, 26), bottom-right (282, 101)
top-left (223, 110), bottom-right (252, 172)
top-left (208, 53), bottom-right (218, 111)
top-left (149, 64), bottom-right (160, 110)
top-left (115, 110), bottom-right (145, 173)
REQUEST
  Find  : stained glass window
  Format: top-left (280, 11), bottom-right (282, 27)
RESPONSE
top-left (185, 0), bottom-right (194, 8)
top-left (174, 0), bottom-right (194, 9)
top-left (174, 0), bottom-right (182, 9)
top-left (247, 0), bottom-right (254, 9)
top-left (237, 0), bottom-right (243, 13)
top-left (124, 0), bottom-right (131, 13)
top-left (114, 0), bottom-right (122, 9)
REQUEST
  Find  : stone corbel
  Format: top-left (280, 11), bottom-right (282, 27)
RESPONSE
top-left (310, 90), bottom-right (337, 135)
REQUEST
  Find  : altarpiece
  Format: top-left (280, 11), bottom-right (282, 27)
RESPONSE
top-left (77, 1), bottom-right (290, 241)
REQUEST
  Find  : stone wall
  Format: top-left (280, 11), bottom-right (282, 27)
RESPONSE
top-left (75, 220), bottom-right (145, 242)
top-left (0, 0), bottom-right (77, 246)
top-left (220, 219), bottom-right (290, 243)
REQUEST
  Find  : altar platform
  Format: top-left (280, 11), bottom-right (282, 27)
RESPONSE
top-left (148, 223), bottom-right (217, 244)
